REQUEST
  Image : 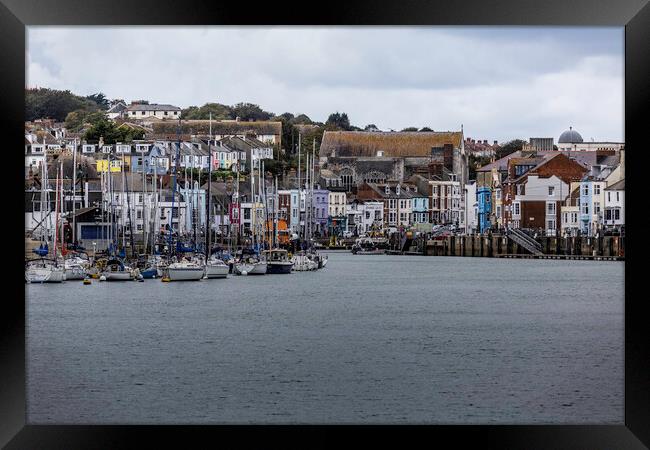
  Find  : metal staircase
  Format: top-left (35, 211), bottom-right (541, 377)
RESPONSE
top-left (507, 228), bottom-right (544, 256)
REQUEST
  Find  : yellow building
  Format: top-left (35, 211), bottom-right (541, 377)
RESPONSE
top-left (96, 159), bottom-right (123, 173)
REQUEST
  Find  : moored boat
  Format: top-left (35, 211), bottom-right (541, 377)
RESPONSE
top-left (264, 249), bottom-right (294, 274)
top-left (166, 258), bottom-right (205, 281)
top-left (101, 258), bottom-right (134, 281)
top-left (25, 259), bottom-right (65, 283)
top-left (205, 255), bottom-right (229, 279)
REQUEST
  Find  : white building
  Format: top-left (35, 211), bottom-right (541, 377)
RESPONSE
top-left (328, 191), bottom-right (347, 217)
top-left (464, 181), bottom-right (478, 234)
top-left (603, 179), bottom-right (624, 232)
top-left (345, 200), bottom-right (384, 235)
top-left (511, 174), bottom-right (569, 236)
top-left (125, 102), bottom-right (181, 120)
top-left (429, 178), bottom-right (463, 226)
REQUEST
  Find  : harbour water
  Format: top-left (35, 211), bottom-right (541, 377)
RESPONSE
top-left (26, 252), bottom-right (624, 424)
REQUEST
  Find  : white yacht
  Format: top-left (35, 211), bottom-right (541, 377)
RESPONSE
top-left (166, 258), bottom-right (205, 281)
top-left (205, 255), bottom-right (229, 279)
top-left (25, 259), bottom-right (65, 283)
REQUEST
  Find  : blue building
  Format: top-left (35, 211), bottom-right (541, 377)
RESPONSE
top-left (131, 144), bottom-right (170, 175)
top-left (477, 186), bottom-right (492, 233)
top-left (411, 196), bottom-right (430, 225)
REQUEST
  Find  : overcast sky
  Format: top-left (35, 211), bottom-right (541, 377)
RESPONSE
top-left (27, 26), bottom-right (623, 143)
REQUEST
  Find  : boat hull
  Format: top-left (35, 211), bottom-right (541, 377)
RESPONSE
top-left (248, 262), bottom-right (267, 275)
top-left (141, 268), bottom-right (158, 279)
top-left (167, 267), bottom-right (204, 281)
top-left (26, 267), bottom-right (65, 283)
top-left (101, 271), bottom-right (134, 281)
top-left (266, 262), bottom-right (293, 274)
top-left (64, 268), bottom-right (87, 280)
top-left (205, 264), bottom-right (229, 279)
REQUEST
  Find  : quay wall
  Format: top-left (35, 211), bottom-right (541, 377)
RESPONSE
top-left (423, 235), bottom-right (625, 259)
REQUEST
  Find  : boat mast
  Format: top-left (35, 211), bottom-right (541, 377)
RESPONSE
top-left (297, 133), bottom-right (301, 244)
top-left (169, 118), bottom-right (181, 259)
top-left (206, 141), bottom-right (212, 261)
top-left (312, 138), bottom-right (316, 246)
top-left (274, 175), bottom-right (279, 248)
top-left (142, 143), bottom-right (147, 257)
top-left (72, 137), bottom-right (77, 245)
top-left (53, 164), bottom-right (60, 267)
top-left (60, 160), bottom-right (65, 256)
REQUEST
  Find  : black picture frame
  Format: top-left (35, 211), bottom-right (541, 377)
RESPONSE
top-left (2, 0), bottom-right (648, 447)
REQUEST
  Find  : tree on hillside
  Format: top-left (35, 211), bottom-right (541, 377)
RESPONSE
top-left (364, 124), bottom-right (380, 131)
top-left (86, 93), bottom-right (110, 110)
top-left (401, 127), bottom-right (418, 132)
top-left (496, 139), bottom-right (527, 159)
top-left (419, 127), bottom-right (433, 132)
top-left (64, 109), bottom-right (107, 132)
top-left (325, 112), bottom-right (351, 130)
top-left (83, 118), bottom-right (144, 144)
top-left (25, 88), bottom-right (99, 122)
top-left (181, 102), bottom-right (232, 120)
top-left (292, 114), bottom-right (312, 124)
top-left (231, 102), bottom-right (272, 121)
top-left (468, 154), bottom-right (493, 180)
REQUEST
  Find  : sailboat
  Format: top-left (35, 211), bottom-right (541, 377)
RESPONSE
top-left (165, 127), bottom-right (205, 281)
top-left (203, 137), bottom-right (229, 279)
top-left (234, 161), bottom-right (267, 275)
top-left (26, 161), bottom-right (65, 283)
top-left (265, 176), bottom-right (293, 274)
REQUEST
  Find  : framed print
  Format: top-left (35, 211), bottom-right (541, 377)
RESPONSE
top-left (1, 0), bottom-right (649, 447)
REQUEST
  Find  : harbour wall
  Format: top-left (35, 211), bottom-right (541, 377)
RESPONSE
top-left (422, 235), bottom-right (624, 259)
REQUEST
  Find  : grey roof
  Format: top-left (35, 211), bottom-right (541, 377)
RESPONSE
top-left (605, 179), bottom-right (625, 190)
top-left (558, 127), bottom-right (584, 143)
top-left (107, 102), bottom-right (127, 113)
top-left (126, 103), bottom-right (181, 112)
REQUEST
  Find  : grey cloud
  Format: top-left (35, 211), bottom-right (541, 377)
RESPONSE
top-left (27, 26), bottom-right (623, 142)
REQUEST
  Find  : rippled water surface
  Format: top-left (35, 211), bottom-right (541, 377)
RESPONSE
top-left (26, 253), bottom-right (624, 424)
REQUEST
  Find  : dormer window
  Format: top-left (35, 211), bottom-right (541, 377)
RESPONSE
top-left (385, 186), bottom-right (390, 195)
top-left (396, 185), bottom-right (401, 195)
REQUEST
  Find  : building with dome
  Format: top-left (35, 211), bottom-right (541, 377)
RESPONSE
top-left (555, 126), bottom-right (624, 153)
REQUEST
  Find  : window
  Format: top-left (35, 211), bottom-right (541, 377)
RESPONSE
top-left (513, 202), bottom-right (520, 216)
top-left (582, 185), bottom-right (589, 196)
top-left (594, 184), bottom-right (601, 195)
top-left (172, 207), bottom-right (179, 218)
top-left (496, 189), bottom-right (501, 200)
top-left (546, 202), bottom-right (556, 215)
top-left (616, 192), bottom-right (620, 202)
top-left (173, 111), bottom-right (178, 115)
top-left (365, 211), bottom-right (370, 219)
top-left (496, 205), bottom-right (501, 217)
top-left (137, 210), bottom-right (142, 219)
top-left (614, 209), bottom-right (620, 221)
top-left (164, 111), bottom-right (168, 116)
top-left (548, 186), bottom-right (555, 196)
top-left (141, 111), bottom-right (145, 115)
top-left (572, 212), bottom-right (578, 223)
top-left (594, 202), bottom-right (601, 213)
top-left (582, 204), bottom-right (589, 215)
top-left (546, 219), bottom-right (556, 231)
top-left (131, 111), bottom-right (136, 116)
top-left (605, 210), bottom-right (612, 221)
top-left (607, 192), bottom-right (611, 202)
top-left (137, 224), bottom-right (142, 231)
